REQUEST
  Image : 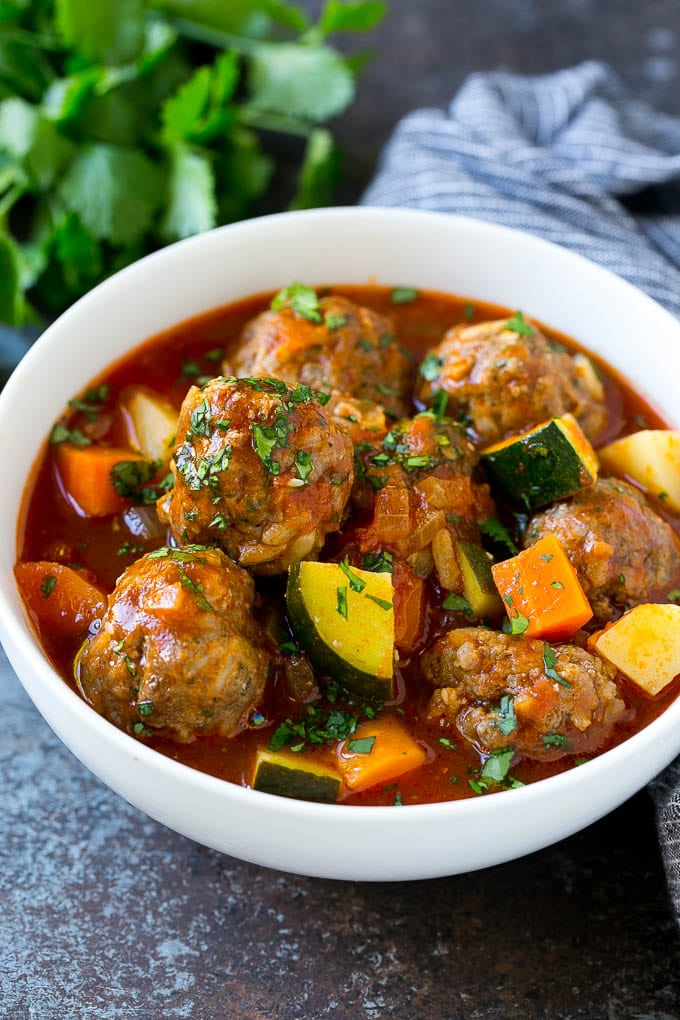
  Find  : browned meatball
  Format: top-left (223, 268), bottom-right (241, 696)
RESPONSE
top-left (231, 293), bottom-right (413, 419)
top-left (353, 413), bottom-right (495, 587)
top-left (417, 318), bottom-right (607, 444)
top-left (77, 546), bottom-right (270, 743)
top-left (423, 628), bottom-right (626, 762)
top-left (524, 478), bottom-right (680, 623)
top-left (158, 377), bottom-right (354, 574)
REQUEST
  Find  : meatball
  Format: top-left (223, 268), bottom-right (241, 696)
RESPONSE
top-left (77, 546), bottom-right (270, 743)
top-left (423, 627), bottom-right (626, 761)
top-left (417, 318), bottom-right (606, 444)
top-left (231, 293), bottom-right (413, 419)
top-left (524, 478), bottom-right (680, 623)
top-left (353, 413), bottom-right (495, 587)
top-left (158, 377), bottom-right (354, 574)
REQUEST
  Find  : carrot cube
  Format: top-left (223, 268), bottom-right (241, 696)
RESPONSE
top-left (14, 561), bottom-right (106, 641)
top-left (337, 716), bottom-right (427, 793)
top-left (55, 444), bottom-right (147, 517)
top-left (491, 533), bottom-right (593, 641)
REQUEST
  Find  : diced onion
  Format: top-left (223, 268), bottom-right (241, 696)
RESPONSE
top-left (432, 528), bottom-right (461, 590)
top-left (122, 505), bottom-right (165, 541)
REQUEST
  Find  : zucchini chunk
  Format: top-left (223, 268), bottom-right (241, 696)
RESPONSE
top-left (598, 429), bottom-right (680, 513)
top-left (590, 603), bottom-right (680, 696)
top-left (456, 540), bottom-right (503, 618)
top-left (253, 750), bottom-right (341, 803)
top-left (481, 413), bottom-right (598, 510)
top-left (286, 560), bottom-right (395, 699)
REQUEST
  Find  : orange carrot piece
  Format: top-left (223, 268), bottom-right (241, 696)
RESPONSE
top-left (491, 533), bottom-right (593, 641)
top-left (337, 716), bottom-right (427, 793)
top-left (55, 444), bottom-right (146, 517)
top-left (392, 558), bottom-right (426, 653)
top-left (14, 561), bottom-right (106, 641)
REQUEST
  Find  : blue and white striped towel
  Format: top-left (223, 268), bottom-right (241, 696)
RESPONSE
top-left (362, 60), bottom-right (680, 920)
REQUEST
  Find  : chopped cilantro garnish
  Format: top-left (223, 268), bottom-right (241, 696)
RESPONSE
top-left (494, 695), bottom-right (517, 736)
top-left (336, 585), bottom-right (348, 619)
top-left (420, 354), bottom-right (443, 381)
top-left (110, 459), bottom-right (159, 498)
top-left (463, 302), bottom-right (475, 320)
top-left (668, 588), bottom-right (680, 603)
top-left (541, 733), bottom-right (568, 748)
top-left (438, 737), bottom-right (458, 751)
top-left (268, 697), bottom-right (381, 754)
top-left (468, 778), bottom-right (488, 796)
top-left (189, 398), bottom-right (212, 438)
top-left (480, 746), bottom-right (515, 783)
top-left (502, 612), bottom-right (530, 636)
top-left (294, 450), bottom-right (314, 485)
top-left (442, 593), bottom-right (472, 614)
top-left (479, 517), bottom-right (519, 556)
top-left (505, 311), bottom-right (535, 337)
top-left (339, 557), bottom-right (366, 592)
top-left (176, 564), bottom-right (215, 614)
top-left (347, 736), bottom-right (376, 755)
top-left (204, 348), bottom-right (224, 363)
top-left (325, 313), bottom-right (348, 330)
top-left (361, 550), bottom-right (394, 573)
top-left (365, 594), bottom-right (393, 611)
top-left (431, 389), bottom-right (448, 420)
top-left (271, 283), bottom-right (323, 323)
top-left (137, 701), bottom-right (154, 717)
top-left (278, 639), bottom-right (301, 656)
top-left (393, 792), bottom-right (404, 806)
top-left (209, 512), bottom-right (227, 530)
top-left (390, 287), bottom-right (419, 304)
top-left (543, 644), bottom-right (572, 687)
top-left (50, 423), bottom-right (91, 447)
top-left (39, 574), bottom-right (57, 599)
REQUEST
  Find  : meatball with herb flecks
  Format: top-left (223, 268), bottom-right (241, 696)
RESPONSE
top-left (158, 376), bottom-right (354, 574)
top-left (524, 477), bottom-right (680, 623)
top-left (230, 287), bottom-right (413, 420)
top-left (352, 411), bottom-right (495, 587)
top-left (424, 627), bottom-right (626, 762)
top-left (417, 316), bottom-right (607, 444)
top-left (77, 546), bottom-right (270, 743)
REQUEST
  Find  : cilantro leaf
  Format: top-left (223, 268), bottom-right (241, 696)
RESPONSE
top-left (0, 231), bottom-right (21, 324)
top-left (248, 43), bottom-right (355, 122)
top-left (55, 0), bottom-right (145, 65)
top-left (543, 644), bottom-right (572, 688)
top-left (319, 1), bottom-right (387, 34)
top-left (271, 282), bottom-right (322, 323)
top-left (161, 143), bottom-right (217, 241)
top-left (480, 746), bottom-right (515, 783)
top-left (290, 127), bottom-right (340, 210)
top-left (505, 310), bottom-right (535, 337)
top-left (59, 143), bottom-right (162, 245)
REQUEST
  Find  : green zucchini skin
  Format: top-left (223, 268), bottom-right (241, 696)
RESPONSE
top-left (253, 752), bottom-right (341, 803)
top-left (286, 564), bottom-right (394, 701)
top-left (456, 540), bottom-right (503, 618)
top-left (481, 418), bottom-right (596, 510)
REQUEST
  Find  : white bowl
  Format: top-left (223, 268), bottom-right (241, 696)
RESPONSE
top-left (1, 207), bottom-right (679, 881)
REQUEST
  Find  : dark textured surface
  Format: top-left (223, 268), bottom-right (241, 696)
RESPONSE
top-left (4, 3), bottom-right (680, 1018)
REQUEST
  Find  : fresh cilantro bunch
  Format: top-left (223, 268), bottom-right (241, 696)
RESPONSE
top-left (0, 0), bottom-right (386, 324)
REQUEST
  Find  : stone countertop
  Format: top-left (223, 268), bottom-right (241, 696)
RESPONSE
top-left (3, 2), bottom-right (680, 1017)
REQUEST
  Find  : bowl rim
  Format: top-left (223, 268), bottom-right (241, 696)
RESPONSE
top-left (1, 205), bottom-right (679, 856)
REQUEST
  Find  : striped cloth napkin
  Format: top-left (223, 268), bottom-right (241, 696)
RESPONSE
top-left (362, 60), bottom-right (680, 920)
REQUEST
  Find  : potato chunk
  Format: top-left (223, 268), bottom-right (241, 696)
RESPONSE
top-left (598, 430), bottom-right (680, 512)
top-left (590, 603), bottom-right (680, 696)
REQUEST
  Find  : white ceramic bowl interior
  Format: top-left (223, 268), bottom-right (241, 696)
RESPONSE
top-left (1, 207), bottom-right (679, 881)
